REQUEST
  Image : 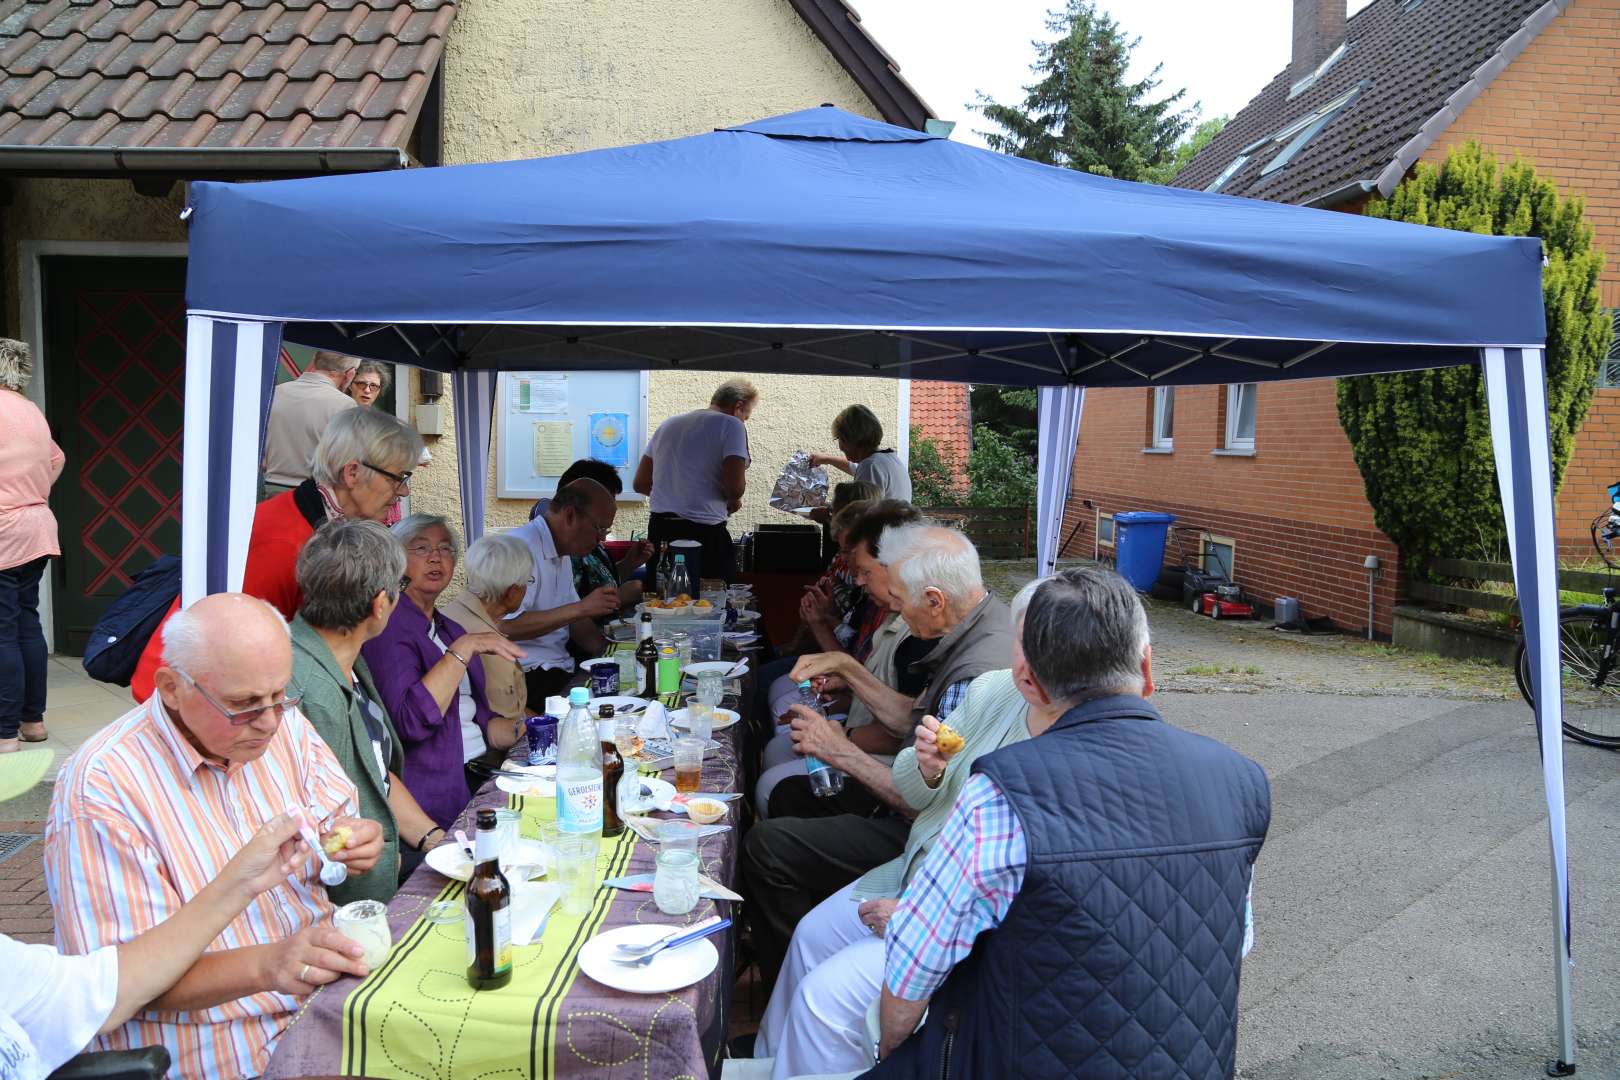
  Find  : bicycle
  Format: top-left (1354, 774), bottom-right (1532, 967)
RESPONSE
top-left (1513, 498), bottom-right (1620, 748)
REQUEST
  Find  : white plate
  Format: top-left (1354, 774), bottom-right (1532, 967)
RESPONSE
top-left (730, 609), bottom-right (760, 622)
top-left (424, 838), bottom-right (553, 882)
top-left (497, 764), bottom-right (556, 798)
top-left (668, 707), bottom-right (741, 732)
top-left (680, 661), bottom-right (749, 682)
top-left (722, 631), bottom-right (760, 644)
top-left (605, 620), bottom-right (636, 643)
top-left (577, 924), bottom-right (720, 994)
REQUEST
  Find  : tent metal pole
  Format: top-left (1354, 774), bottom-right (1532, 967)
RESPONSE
top-left (1548, 845), bottom-right (1575, 1075)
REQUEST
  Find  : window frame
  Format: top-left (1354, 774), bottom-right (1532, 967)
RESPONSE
top-left (1097, 513), bottom-right (1116, 548)
top-left (1224, 382), bottom-right (1257, 451)
top-left (1150, 386), bottom-right (1175, 450)
top-left (1203, 534), bottom-right (1237, 580)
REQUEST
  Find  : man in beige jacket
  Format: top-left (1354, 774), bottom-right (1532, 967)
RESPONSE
top-left (262, 351), bottom-right (360, 495)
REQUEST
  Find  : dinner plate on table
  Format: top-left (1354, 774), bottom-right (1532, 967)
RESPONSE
top-left (722, 631), bottom-right (760, 645)
top-left (681, 661), bottom-right (749, 682)
top-left (424, 839), bottom-right (553, 882)
top-left (577, 924), bottom-right (720, 994)
top-left (668, 707), bottom-right (741, 732)
top-left (497, 764), bottom-right (556, 798)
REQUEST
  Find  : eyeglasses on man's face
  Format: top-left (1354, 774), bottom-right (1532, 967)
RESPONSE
top-left (363, 460), bottom-right (413, 492)
top-left (175, 668), bottom-right (302, 726)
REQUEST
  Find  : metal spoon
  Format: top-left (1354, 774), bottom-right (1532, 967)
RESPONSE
top-left (613, 917), bottom-right (733, 966)
top-left (614, 914), bottom-right (724, 956)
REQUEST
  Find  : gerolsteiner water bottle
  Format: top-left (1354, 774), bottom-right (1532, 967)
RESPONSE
top-left (795, 679), bottom-right (845, 797)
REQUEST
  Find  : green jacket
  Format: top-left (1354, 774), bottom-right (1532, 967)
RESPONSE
top-left (291, 615), bottom-right (405, 904)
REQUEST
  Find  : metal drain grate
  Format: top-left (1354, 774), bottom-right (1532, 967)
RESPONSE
top-left (0, 833), bottom-right (36, 866)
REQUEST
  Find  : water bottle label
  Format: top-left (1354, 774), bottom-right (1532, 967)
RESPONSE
top-left (557, 776), bottom-right (603, 833)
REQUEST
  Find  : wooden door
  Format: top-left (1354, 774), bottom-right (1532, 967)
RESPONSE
top-left (42, 256), bottom-right (186, 655)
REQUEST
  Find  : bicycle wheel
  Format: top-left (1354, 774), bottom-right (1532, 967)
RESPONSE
top-left (1515, 608), bottom-right (1620, 748)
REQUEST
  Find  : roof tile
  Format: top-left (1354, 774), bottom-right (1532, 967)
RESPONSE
top-left (0, 0), bottom-right (454, 149)
top-left (1176, 0), bottom-right (1555, 205)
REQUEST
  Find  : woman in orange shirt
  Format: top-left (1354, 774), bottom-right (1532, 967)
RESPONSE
top-left (0, 339), bottom-right (63, 753)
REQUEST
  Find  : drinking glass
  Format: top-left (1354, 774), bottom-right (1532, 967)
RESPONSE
top-left (616, 649), bottom-right (640, 692)
top-left (492, 808), bottom-right (522, 871)
top-left (684, 702), bottom-right (714, 743)
top-left (658, 818), bottom-right (702, 854)
top-left (555, 835), bottom-right (598, 917)
top-left (652, 849), bottom-right (701, 915)
top-left (334, 900), bottom-right (393, 968)
top-left (672, 737), bottom-right (705, 793)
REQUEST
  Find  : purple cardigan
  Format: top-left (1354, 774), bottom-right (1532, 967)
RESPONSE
top-left (361, 596), bottom-right (498, 828)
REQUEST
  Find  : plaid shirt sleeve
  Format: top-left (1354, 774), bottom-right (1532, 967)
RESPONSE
top-left (883, 771), bottom-right (1026, 1001)
top-left (933, 678), bottom-right (972, 722)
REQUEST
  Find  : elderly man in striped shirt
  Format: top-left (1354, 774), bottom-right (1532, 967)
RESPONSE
top-left (44, 593), bottom-right (386, 1078)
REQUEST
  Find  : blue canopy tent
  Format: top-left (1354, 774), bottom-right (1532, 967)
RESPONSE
top-left (181, 107), bottom-right (1573, 1067)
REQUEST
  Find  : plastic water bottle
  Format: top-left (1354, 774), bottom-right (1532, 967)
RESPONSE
top-left (556, 687), bottom-right (604, 838)
top-left (795, 679), bottom-right (845, 797)
top-left (655, 547), bottom-right (675, 596)
top-left (668, 554), bottom-right (694, 600)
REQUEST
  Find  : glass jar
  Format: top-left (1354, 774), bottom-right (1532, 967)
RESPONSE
top-left (652, 849), bottom-right (701, 915)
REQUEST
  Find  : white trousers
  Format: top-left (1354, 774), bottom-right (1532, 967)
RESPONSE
top-left (756, 881), bottom-right (886, 1080)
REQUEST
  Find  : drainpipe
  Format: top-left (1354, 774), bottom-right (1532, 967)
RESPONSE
top-left (1363, 554), bottom-right (1380, 639)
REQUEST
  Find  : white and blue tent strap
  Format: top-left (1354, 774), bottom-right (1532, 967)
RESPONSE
top-left (180, 315), bottom-right (284, 605)
top-left (1482, 345), bottom-right (1575, 1067)
top-left (452, 368), bottom-right (497, 545)
top-left (1036, 386), bottom-right (1085, 575)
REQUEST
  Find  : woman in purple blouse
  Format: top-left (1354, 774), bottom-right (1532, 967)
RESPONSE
top-left (361, 514), bottom-right (527, 827)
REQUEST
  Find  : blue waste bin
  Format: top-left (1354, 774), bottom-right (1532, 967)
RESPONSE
top-left (1113, 511), bottom-right (1176, 592)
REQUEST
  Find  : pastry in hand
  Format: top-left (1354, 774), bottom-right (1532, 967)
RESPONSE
top-left (321, 825), bottom-right (353, 856)
top-left (935, 723), bottom-right (965, 758)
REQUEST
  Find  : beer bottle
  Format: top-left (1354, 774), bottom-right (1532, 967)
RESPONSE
top-left (635, 612), bottom-right (658, 697)
top-left (464, 807), bottom-right (513, 990)
top-left (601, 739), bottom-right (625, 837)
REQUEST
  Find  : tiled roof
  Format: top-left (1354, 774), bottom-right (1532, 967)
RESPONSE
top-left (786, 0), bottom-right (933, 130)
top-left (0, 0), bottom-right (455, 151)
top-left (1175, 0), bottom-right (1560, 205)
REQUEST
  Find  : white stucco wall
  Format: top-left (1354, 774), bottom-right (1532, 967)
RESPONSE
top-left (407, 0), bottom-right (905, 536)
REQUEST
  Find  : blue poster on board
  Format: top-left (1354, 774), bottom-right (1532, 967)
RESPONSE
top-left (589, 412), bottom-right (631, 467)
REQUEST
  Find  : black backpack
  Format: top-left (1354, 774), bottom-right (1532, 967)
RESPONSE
top-left (81, 555), bottom-right (180, 686)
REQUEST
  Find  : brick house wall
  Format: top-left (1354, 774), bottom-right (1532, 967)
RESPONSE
top-left (909, 379), bottom-right (970, 482)
top-left (1058, 0), bottom-right (1620, 630)
top-left (1059, 379), bottom-right (1402, 634)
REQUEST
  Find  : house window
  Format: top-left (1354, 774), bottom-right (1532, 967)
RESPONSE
top-left (1288, 41), bottom-right (1348, 99)
top-left (1598, 310), bottom-right (1620, 388)
top-left (1203, 535), bottom-right (1236, 580)
top-left (1150, 386), bottom-right (1174, 449)
top-left (1225, 383), bottom-right (1257, 449)
top-left (1205, 154), bottom-right (1250, 193)
top-left (1098, 513), bottom-right (1116, 547)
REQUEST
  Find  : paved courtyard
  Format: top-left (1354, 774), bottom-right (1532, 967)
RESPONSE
top-left (3, 586), bottom-right (1619, 1077)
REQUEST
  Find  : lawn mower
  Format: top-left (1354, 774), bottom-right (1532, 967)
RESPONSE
top-left (1191, 582), bottom-right (1255, 620)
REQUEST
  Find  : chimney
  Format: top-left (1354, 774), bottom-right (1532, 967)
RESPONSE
top-left (1291, 0), bottom-right (1347, 84)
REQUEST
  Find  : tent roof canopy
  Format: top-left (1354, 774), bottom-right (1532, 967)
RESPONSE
top-left (184, 105), bottom-right (1546, 385)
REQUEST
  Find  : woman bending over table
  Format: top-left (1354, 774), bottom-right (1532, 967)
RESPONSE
top-left (361, 514), bottom-right (525, 829)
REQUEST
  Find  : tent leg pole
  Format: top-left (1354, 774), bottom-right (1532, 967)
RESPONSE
top-left (1546, 840), bottom-right (1576, 1077)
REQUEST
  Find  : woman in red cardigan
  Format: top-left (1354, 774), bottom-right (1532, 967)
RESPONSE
top-left (129, 407), bottom-right (425, 702)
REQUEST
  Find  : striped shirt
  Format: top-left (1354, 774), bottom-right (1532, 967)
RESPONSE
top-left (884, 772), bottom-right (1257, 1002)
top-left (43, 694), bottom-right (359, 1078)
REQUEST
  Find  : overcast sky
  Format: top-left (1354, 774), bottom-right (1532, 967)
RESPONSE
top-left (852, 0), bottom-right (1375, 147)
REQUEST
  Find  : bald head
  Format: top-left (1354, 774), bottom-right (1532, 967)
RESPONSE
top-left (163, 593), bottom-right (291, 680)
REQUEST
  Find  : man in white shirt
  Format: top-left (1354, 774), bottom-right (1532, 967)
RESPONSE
top-left (262, 351), bottom-right (360, 494)
top-left (634, 377), bottom-right (756, 583)
top-left (501, 480), bottom-right (622, 701)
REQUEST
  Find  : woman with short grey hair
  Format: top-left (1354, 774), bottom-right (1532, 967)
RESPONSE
top-left (360, 514), bottom-right (526, 827)
top-left (443, 533), bottom-right (536, 728)
top-left (0, 338), bottom-right (63, 752)
top-left (809, 404), bottom-right (912, 503)
top-left (346, 361), bottom-right (391, 408)
top-left (290, 520), bottom-right (443, 901)
top-left (127, 403), bottom-right (427, 702)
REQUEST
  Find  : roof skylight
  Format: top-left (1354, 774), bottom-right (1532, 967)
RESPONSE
top-left (1289, 40), bottom-right (1349, 99)
top-left (1205, 155), bottom-right (1251, 193)
top-left (1261, 82), bottom-right (1367, 176)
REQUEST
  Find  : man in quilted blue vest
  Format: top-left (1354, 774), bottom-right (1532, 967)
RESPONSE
top-left (861, 566), bottom-right (1270, 1080)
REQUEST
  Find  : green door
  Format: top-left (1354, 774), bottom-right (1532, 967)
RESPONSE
top-left (42, 256), bottom-right (186, 655)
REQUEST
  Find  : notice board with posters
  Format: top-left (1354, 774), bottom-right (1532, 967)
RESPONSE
top-left (494, 370), bottom-right (650, 500)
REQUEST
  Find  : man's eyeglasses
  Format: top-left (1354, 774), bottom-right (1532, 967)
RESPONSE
top-left (363, 461), bottom-right (413, 491)
top-left (406, 543), bottom-right (457, 560)
top-left (175, 668), bottom-right (302, 726)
